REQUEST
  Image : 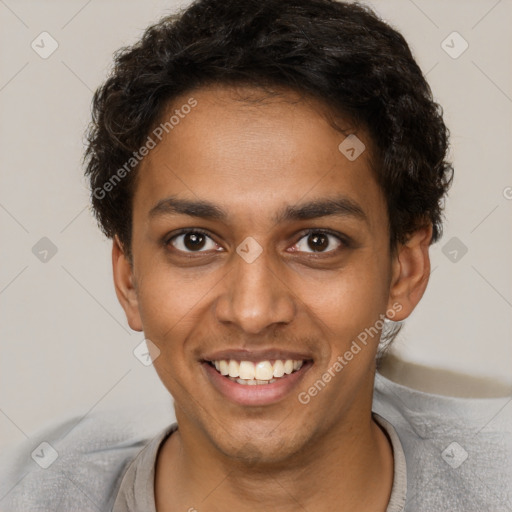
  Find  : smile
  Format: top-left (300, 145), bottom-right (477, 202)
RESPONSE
top-left (202, 355), bottom-right (313, 406)
top-left (209, 359), bottom-right (305, 385)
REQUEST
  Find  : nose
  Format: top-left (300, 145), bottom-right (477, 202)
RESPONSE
top-left (214, 245), bottom-right (296, 335)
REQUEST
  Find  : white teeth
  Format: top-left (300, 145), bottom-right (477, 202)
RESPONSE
top-left (239, 361), bottom-right (255, 380)
top-left (219, 360), bottom-right (229, 376)
top-left (211, 358), bottom-right (306, 384)
top-left (255, 361), bottom-right (273, 380)
top-left (232, 377), bottom-right (277, 385)
top-left (228, 360), bottom-right (240, 378)
top-left (273, 360), bottom-right (285, 378)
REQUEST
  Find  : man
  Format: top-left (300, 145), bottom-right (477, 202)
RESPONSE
top-left (1, 0), bottom-right (510, 511)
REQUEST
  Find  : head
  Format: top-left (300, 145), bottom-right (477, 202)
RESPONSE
top-left (84, 0), bottom-right (452, 464)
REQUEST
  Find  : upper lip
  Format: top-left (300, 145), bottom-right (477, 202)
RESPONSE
top-left (202, 349), bottom-right (313, 362)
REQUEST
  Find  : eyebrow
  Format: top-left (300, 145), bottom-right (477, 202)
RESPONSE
top-left (149, 195), bottom-right (368, 225)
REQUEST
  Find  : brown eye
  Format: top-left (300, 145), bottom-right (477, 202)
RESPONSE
top-left (308, 232), bottom-right (329, 252)
top-left (294, 230), bottom-right (344, 254)
top-left (184, 232), bottom-right (206, 250)
top-left (167, 230), bottom-right (218, 253)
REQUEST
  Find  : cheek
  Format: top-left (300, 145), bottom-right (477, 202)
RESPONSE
top-left (300, 255), bottom-right (389, 354)
top-left (135, 265), bottom-right (205, 397)
top-left (311, 259), bottom-right (387, 317)
top-left (135, 225), bottom-right (213, 302)
top-left (134, 260), bottom-right (209, 343)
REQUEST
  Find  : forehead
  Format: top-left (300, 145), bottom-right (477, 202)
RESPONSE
top-left (133, 84), bottom-right (386, 232)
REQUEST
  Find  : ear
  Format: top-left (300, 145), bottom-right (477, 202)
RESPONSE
top-left (387, 224), bottom-right (433, 321)
top-left (112, 235), bottom-right (143, 332)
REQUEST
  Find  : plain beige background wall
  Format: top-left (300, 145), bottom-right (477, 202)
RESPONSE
top-left (1, 0), bottom-right (511, 453)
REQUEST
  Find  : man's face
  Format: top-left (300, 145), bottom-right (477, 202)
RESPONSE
top-left (124, 85), bottom-right (397, 463)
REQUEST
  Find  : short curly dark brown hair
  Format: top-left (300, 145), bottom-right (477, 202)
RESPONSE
top-left (84, 0), bottom-right (453, 260)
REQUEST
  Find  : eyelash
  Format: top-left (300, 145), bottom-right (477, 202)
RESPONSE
top-left (164, 228), bottom-right (350, 256)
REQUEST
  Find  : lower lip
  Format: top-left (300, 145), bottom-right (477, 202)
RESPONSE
top-left (202, 361), bottom-right (313, 406)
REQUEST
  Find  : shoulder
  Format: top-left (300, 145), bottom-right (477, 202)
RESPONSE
top-left (0, 400), bottom-right (174, 512)
top-left (373, 371), bottom-right (512, 511)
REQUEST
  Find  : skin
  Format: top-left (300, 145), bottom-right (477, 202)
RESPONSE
top-left (113, 84), bottom-right (432, 511)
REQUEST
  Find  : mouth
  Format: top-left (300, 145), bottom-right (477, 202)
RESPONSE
top-left (207, 358), bottom-right (306, 384)
top-left (201, 355), bottom-right (313, 406)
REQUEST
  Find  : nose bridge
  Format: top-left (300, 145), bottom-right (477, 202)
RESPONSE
top-left (214, 240), bottom-right (295, 334)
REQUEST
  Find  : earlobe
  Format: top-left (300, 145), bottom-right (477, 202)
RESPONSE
top-left (112, 236), bottom-right (143, 332)
top-left (387, 225), bottom-right (433, 322)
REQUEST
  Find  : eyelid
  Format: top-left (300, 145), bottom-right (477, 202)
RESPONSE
top-left (165, 227), bottom-right (211, 243)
